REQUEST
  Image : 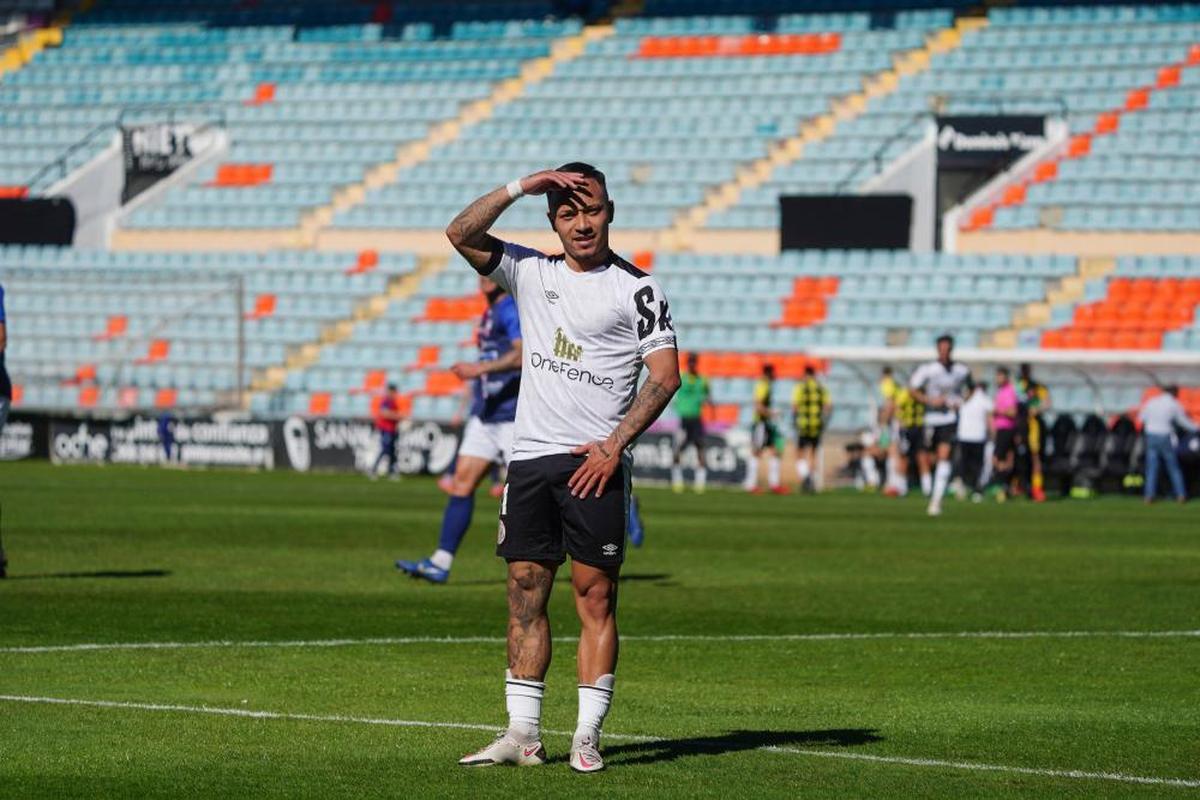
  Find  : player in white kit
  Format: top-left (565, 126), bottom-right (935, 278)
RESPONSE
top-left (446, 164), bottom-right (680, 773)
top-left (909, 334), bottom-right (971, 516)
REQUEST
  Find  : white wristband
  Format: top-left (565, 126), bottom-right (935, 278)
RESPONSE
top-left (505, 179), bottom-right (524, 200)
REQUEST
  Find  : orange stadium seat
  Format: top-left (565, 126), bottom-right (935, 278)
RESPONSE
top-left (411, 345), bottom-right (440, 370)
top-left (93, 315), bottom-right (128, 341)
top-left (136, 339), bottom-right (170, 365)
top-left (78, 386), bottom-right (99, 408)
top-left (1066, 135), bottom-right (1092, 159)
top-left (245, 81), bottom-right (276, 105)
top-left (308, 392), bottom-right (331, 416)
top-left (211, 163), bottom-right (273, 187)
top-left (11, 384), bottom-right (22, 407)
top-left (155, 388), bottom-right (178, 408)
top-left (1094, 112), bottom-right (1121, 135)
top-left (346, 249), bottom-right (379, 275)
top-left (1157, 65), bottom-right (1181, 89)
top-left (0, 186), bottom-right (28, 199)
top-left (424, 371), bottom-right (464, 396)
top-left (1125, 87), bottom-right (1150, 111)
top-left (1032, 161), bottom-right (1058, 182)
top-left (246, 294), bottom-right (277, 320)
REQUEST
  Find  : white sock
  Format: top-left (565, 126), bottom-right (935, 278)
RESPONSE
top-left (861, 456), bottom-right (879, 488)
top-left (695, 467), bottom-right (707, 491)
top-left (505, 670), bottom-right (545, 741)
top-left (574, 673), bottom-right (615, 742)
top-left (796, 459), bottom-right (810, 482)
top-left (768, 456), bottom-right (781, 488)
top-left (920, 471), bottom-right (932, 497)
top-left (430, 549), bottom-right (453, 571)
top-left (744, 454), bottom-right (759, 490)
top-left (886, 458), bottom-right (901, 490)
top-left (670, 464), bottom-right (683, 488)
top-left (932, 460), bottom-right (952, 505)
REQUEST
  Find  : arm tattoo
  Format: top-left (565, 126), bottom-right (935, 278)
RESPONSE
top-left (609, 378), bottom-right (675, 451)
top-left (447, 186), bottom-right (515, 251)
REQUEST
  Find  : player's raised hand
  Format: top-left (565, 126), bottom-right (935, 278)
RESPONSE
top-left (568, 440), bottom-right (621, 499)
top-left (519, 170), bottom-right (591, 197)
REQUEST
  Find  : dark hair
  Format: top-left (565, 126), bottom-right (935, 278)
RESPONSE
top-left (1165, 384), bottom-right (1180, 396)
top-left (686, 351), bottom-right (699, 366)
top-left (881, 366), bottom-right (892, 376)
top-left (804, 365), bottom-right (816, 377)
top-left (547, 162), bottom-right (607, 213)
top-left (977, 380), bottom-right (989, 392)
top-left (386, 383), bottom-right (397, 392)
top-left (936, 333), bottom-right (954, 347)
top-left (1019, 362), bottom-right (1032, 377)
top-left (996, 366), bottom-right (1010, 378)
top-left (763, 363), bottom-right (776, 378)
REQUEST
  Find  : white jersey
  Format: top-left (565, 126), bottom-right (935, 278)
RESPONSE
top-left (909, 360), bottom-right (971, 427)
top-left (957, 389), bottom-right (993, 443)
top-left (483, 240), bottom-right (677, 462)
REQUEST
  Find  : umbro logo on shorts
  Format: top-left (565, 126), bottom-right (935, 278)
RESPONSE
top-left (544, 290), bottom-right (559, 302)
top-left (602, 543), bottom-right (618, 556)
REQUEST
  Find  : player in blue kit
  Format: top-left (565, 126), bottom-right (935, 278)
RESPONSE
top-left (396, 274), bottom-right (522, 583)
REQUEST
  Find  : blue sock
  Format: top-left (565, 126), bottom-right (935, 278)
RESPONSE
top-left (437, 495), bottom-right (475, 557)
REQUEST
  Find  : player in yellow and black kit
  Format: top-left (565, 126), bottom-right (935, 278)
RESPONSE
top-left (892, 383), bottom-right (932, 497)
top-left (1018, 362), bottom-right (1050, 502)
top-left (744, 363), bottom-right (785, 493)
top-left (792, 365), bottom-right (831, 492)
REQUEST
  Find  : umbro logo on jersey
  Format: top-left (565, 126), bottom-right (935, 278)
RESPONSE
top-left (552, 327), bottom-right (583, 362)
top-left (544, 290), bottom-right (560, 302)
top-left (602, 543), bottom-right (619, 556)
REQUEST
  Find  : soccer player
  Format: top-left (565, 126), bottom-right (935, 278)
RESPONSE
top-left (1017, 362), bottom-right (1050, 502)
top-left (909, 334), bottom-right (971, 516)
top-left (956, 379), bottom-right (993, 502)
top-left (396, 275), bottom-right (522, 584)
top-left (670, 352), bottom-right (710, 493)
top-left (888, 383), bottom-right (928, 497)
top-left (370, 384), bottom-right (404, 478)
top-left (445, 164), bottom-right (679, 773)
top-left (745, 363), bottom-right (785, 494)
top-left (792, 365), bottom-right (831, 493)
top-left (990, 367), bottom-right (1019, 500)
top-left (0, 281), bottom-right (8, 578)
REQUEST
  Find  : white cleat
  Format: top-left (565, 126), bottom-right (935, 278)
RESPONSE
top-left (569, 733), bottom-right (605, 774)
top-left (927, 501), bottom-right (942, 517)
top-left (458, 731), bottom-right (547, 767)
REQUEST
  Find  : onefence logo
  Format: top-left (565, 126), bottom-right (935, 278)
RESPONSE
top-left (553, 327), bottom-right (583, 361)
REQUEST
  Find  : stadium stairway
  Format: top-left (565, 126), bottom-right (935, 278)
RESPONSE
top-left (981, 256), bottom-right (1116, 348)
top-left (247, 252), bottom-right (447, 406)
top-left (658, 12), bottom-right (986, 253)
top-left (300, 23), bottom-right (615, 249)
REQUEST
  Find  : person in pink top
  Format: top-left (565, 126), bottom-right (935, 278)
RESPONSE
top-left (990, 367), bottom-right (1019, 499)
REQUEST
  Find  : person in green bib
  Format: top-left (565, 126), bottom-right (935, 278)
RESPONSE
top-left (671, 352), bottom-right (712, 493)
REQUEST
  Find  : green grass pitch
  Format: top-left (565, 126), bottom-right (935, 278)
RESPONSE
top-left (0, 461), bottom-right (1197, 797)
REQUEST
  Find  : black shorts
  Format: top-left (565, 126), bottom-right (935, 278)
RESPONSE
top-left (994, 428), bottom-right (1016, 460)
top-left (751, 420), bottom-right (779, 451)
top-left (928, 423), bottom-right (957, 449)
top-left (900, 426), bottom-right (926, 456)
top-left (678, 417), bottom-right (705, 450)
top-left (797, 432), bottom-right (823, 449)
top-left (497, 453), bottom-right (628, 569)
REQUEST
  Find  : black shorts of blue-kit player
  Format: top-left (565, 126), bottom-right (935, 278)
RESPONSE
top-left (497, 453), bottom-right (629, 569)
top-left (928, 423), bottom-right (957, 450)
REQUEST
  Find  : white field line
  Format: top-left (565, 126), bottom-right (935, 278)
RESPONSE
top-left (2, 629), bottom-right (1199, 655)
top-left (2, 694), bottom-right (1197, 790)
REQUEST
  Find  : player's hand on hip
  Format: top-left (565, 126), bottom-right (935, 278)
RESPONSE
top-left (450, 361), bottom-right (483, 380)
top-left (520, 170), bottom-right (590, 197)
top-left (568, 440), bottom-right (620, 499)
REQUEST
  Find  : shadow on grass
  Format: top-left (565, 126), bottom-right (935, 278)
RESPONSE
top-left (4, 569), bottom-right (171, 581)
top-left (444, 572), bottom-right (673, 588)
top-left (603, 728), bottom-right (883, 767)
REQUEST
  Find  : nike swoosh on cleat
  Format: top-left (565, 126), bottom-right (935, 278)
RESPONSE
top-left (523, 746), bottom-right (541, 758)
